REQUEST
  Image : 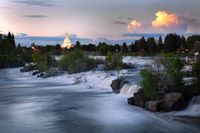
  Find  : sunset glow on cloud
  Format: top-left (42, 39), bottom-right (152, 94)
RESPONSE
top-left (0, 0), bottom-right (200, 41)
top-left (152, 11), bottom-right (187, 32)
top-left (127, 20), bottom-right (141, 32)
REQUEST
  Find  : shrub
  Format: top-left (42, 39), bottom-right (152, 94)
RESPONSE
top-left (58, 50), bottom-right (98, 73)
top-left (140, 69), bottom-right (159, 100)
top-left (192, 62), bottom-right (200, 93)
top-left (105, 52), bottom-right (123, 78)
top-left (140, 53), bottom-right (184, 100)
top-left (32, 52), bottom-right (48, 71)
top-left (161, 53), bottom-right (184, 91)
top-left (105, 52), bottom-right (123, 70)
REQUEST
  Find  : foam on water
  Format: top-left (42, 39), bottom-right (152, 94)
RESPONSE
top-left (173, 95), bottom-right (200, 116)
top-left (120, 84), bottom-right (140, 97)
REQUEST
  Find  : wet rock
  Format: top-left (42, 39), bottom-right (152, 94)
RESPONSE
top-left (145, 101), bottom-right (160, 112)
top-left (160, 92), bottom-right (185, 111)
top-left (128, 89), bottom-right (146, 107)
top-left (37, 72), bottom-right (47, 78)
top-left (32, 70), bottom-right (41, 76)
top-left (127, 97), bottom-right (135, 105)
top-left (110, 79), bottom-right (127, 93)
top-left (133, 89), bottom-right (146, 107)
top-left (123, 63), bottom-right (135, 69)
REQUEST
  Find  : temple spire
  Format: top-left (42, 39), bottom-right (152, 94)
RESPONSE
top-left (62, 33), bottom-right (72, 49)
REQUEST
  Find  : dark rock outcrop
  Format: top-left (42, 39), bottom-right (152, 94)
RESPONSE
top-left (160, 92), bottom-right (185, 111)
top-left (37, 72), bottom-right (47, 78)
top-left (110, 79), bottom-right (127, 93)
top-left (32, 70), bottom-right (41, 76)
top-left (128, 89), bottom-right (186, 112)
top-left (127, 89), bottom-right (146, 107)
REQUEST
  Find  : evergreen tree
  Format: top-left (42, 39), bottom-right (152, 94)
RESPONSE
top-left (147, 37), bottom-right (156, 54)
top-left (138, 37), bottom-right (147, 52)
top-left (130, 42), bottom-right (137, 52)
top-left (122, 42), bottom-right (129, 52)
top-left (164, 33), bottom-right (181, 52)
top-left (11, 33), bottom-right (16, 47)
top-left (180, 36), bottom-right (187, 50)
top-left (157, 36), bottom-right (164, 52)
top-left (187, 35), bottom-right (200, 49)
top-left (75, 41), bottom-right (81, 49)
top-left (114, 44), bottom-right (121, 52)
top-left (7, 31), bottom-right (12, 40)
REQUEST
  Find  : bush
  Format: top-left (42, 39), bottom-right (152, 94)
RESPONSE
top-left (192, 62), bottom-right (200, 93)
top-left (140, 53), bottom-right (184, 100)
top-left (161, 53), bottom-right (184, 91)
top-left (58, 50), bottom-right (98, 73)
top-left (105, 52), bottom-right (123, 70)
top-left (32, 52), bottom-right (48, 71)
top-left (140, 69), bottom-right (159, 100)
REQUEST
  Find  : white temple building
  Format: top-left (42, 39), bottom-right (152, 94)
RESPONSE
top-left (62, 33), bottom-right (72, 49)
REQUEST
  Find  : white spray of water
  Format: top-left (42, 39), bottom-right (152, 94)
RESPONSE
top-left (172, 95), bottom-right (200, 116)
top-left (120, 84), bottom-right (140, 97)
top-left (184, 95), bottom-right (200, 115)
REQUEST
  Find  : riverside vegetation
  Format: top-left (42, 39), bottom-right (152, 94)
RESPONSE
top-left (126, 53), bottom-right (200, 112)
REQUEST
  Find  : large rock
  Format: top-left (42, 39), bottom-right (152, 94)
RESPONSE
top-left (37, 72), bottom-right (47, 78)
top-left (32, 70), bottom-right (41, 76)
top-left (127, 97), bottom-right (135, 105)
top-left (128, 89), bottom-right (146, 107)
top-left (160, 92), bottom-right (185, 111)
top-left (145, 101), bottom-right (160, 112)
top-left (110, 79), bottom-right (126, 93)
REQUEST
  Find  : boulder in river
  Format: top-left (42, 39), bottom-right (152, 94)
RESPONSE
top-left (160, 92), bottom-right (185, 111)
top-left (37, 72), bottom-right (47, 78)
top-left (145, 101), bottom-right (160, 112)
top-left (32, 70), bottom-right (41, 76)
top-left (128, 89), bottom-right (146, 107)
top-left (110, 79), bottom-right (127, 93)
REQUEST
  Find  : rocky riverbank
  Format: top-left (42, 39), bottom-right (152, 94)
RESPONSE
top-left (20, 63), bottom-right (63, 78)
top-left (110, 78), bottom-right (199, 112)
top-left (128, 89), bottom-right (186, 112)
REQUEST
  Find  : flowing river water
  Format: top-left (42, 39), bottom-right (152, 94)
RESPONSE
top-left (0, 57), bottom-right (200, 133)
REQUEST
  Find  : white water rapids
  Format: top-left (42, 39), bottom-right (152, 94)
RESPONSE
top-left (0, 56), bottom-right (200, 133)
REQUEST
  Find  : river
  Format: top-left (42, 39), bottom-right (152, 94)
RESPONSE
top-left (0, 57), bottom-right (200, 133)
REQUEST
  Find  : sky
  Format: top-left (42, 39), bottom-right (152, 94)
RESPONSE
top-left (0, 0), bottom-right (200, 45)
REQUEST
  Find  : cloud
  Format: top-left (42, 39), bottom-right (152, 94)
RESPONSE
top-left (152, 11), bottom-right (187, 33)
top-left (112, 20), bottom-right (127, 25)
top-left (180, 17), bottom-right (200, 33)
top-left (127, 20), bottom-right (141, 32)
top-left (12, 0), bottom-right (55, 7)
top-left (22, 15), bottom-right (48, 18)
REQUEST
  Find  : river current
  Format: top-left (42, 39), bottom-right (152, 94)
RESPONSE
top-left (0, 57), bottom-right (199, 133)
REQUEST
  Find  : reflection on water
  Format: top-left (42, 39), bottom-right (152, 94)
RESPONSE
top-left (0, 66), bottom-right (200, 133)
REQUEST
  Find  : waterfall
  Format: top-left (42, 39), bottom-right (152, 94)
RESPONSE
top-left (120, 84), bottom-right (140, 97)
top-left (184, 95), bottom-right (200, 115)
top-left (100, 76), bottom-right (116, 89)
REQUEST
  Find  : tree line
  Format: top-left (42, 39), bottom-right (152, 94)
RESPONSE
top-left (72, 34), bottom-right (200, 56)
top-left (1, 32), bottom-right (200, 68)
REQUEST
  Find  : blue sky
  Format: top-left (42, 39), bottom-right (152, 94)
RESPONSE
top-left (0, 0), bottom-right (200, 45)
